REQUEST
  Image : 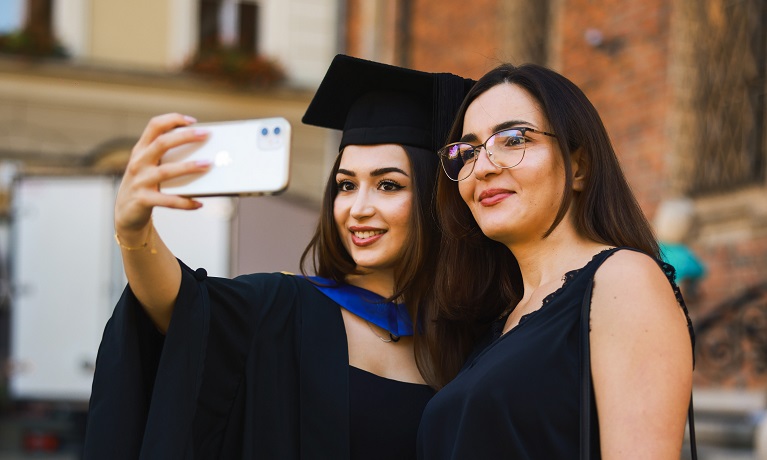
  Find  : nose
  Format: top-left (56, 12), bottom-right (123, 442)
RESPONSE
top-left (472, 146), bottom-right (500, 179)
top-left (350, 188), bottom-right (375, 219)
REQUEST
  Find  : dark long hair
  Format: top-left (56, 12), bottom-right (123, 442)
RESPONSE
top-left (300, 143), bottom-right (441, 322)
top-left (420, 63), bottom-right (660, 389)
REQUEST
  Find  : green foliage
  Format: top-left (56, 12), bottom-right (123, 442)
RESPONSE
top-left (0, 30), bottom-right (68, 59)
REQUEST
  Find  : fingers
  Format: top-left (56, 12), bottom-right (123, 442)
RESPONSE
top-left (116, 114), bottom-right (212, 233)
top-left (120, 155), bottom-right (212, 209)
top-left (124, 112), bottom-right (211, 189)
top-left (128, 151), bottom-right (211, 188)
top-left (134, 113), bottom-right (196, 153)
top-left (146, 190), bottom-right (205, 211)
top-left (130, 114), bottom-right (210, 168)
top-left (115, 182), bottom-right (205, 234)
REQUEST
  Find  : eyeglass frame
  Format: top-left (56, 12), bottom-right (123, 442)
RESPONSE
top-left (438, 127), bottom-right (558, 181)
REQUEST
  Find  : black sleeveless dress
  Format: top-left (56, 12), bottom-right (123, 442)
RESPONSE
top-left (417, 248), bottom-right (694, 459)
top-left (350, 366), bottom-right (435, 460)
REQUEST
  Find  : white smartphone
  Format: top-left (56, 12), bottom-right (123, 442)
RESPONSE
top-left (159, 117), bottom-right (291, 197)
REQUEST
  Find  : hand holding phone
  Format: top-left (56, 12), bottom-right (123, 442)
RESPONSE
top-left (160, 117), bottom-right (291, 197)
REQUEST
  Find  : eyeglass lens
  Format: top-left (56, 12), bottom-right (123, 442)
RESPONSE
top-left (439, 128), bottom-right (527, 181)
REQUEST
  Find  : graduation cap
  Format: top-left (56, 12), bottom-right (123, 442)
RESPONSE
top-left (302, 54), bottom-right (475, 153)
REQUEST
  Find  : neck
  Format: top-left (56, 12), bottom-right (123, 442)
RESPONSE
top-left (345, 268), bottom-right (396, 299)
top-left (505, 220), bottom-right (606, 291)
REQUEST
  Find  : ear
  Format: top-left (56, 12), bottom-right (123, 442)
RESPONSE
top-left (570, 148), bottom-right (588, 192)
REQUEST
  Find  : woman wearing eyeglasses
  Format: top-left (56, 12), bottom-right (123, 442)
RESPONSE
top-left (84, 55), bottom-right (474, 459)
top-left (416, 64), bottom-right (695, 459)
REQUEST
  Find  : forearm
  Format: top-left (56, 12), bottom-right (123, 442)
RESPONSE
top-left (117, 222), bottom-right (181, 333)
top-left (113, 113), bottom-right (212, 331)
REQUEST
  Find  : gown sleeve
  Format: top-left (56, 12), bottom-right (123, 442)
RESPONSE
top-left (82, 271), bottom-right (167, 459)
top-left (83, 261), bottom-right (310, 459)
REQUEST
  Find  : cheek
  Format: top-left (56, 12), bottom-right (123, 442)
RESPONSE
top-left (457, 181), bottom-right (474, 205)
top-left (390, 195), bottom-right (413, 239)
top-left (333, 197), bottom-right (347, 230)
top-left (541, 164), bottom-right (568, 203)
top-left (395, 197), bottom-right (413, 226)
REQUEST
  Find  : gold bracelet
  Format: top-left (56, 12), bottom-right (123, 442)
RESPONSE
top-left (114, 220), bottom-right (157, 254)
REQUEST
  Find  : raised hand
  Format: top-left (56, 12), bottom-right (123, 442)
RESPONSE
top-left (114, 113), bottom-right (211, 245)
top-left (114, 113), bottom-right (212, 331)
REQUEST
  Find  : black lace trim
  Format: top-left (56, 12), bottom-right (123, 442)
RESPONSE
top-left (492, 250), bottom-right (610, 338)
top-left (658, 260), bottom-right (697, 362)
top-left (490, 249), bottom-right (696, 364)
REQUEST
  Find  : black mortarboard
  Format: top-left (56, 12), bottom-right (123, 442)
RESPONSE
top-left (302, 54), bottom-right (475, 153)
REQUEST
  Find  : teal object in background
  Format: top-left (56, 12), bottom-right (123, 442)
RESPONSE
top-left (659, 242), bottom-right (706, 283)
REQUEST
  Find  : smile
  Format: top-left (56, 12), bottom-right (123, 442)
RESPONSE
top-left (353, 230), bottom-right (385, 239)
top-left (350, 229), bottom-right (386, 246)
top-left (478, 188), bottom-right (514, 206)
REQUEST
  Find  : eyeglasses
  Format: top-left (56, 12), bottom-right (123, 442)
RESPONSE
top-left (438, 127), bottom-right (557, 181)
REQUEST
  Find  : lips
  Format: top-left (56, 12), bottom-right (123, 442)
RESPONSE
top-left (478, 188), bottom-right (514, 206)
top-left (350, 227), bottom-right (386, 246)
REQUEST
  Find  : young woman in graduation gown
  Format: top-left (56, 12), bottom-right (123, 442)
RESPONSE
top-left (83, 55), bottom-right (473, 459)
top-left (416, 64), bottom-right (696, 459)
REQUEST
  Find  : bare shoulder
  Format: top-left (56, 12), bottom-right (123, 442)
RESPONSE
top-left (594, 249), bottom-right (668, 288)
top-left (590, 249), bottom-right (686, 328)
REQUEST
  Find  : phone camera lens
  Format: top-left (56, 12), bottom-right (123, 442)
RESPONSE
top-left (274, 127), bottom-right (281, 135)
top-left (261, 128), bottom-right (269, 136)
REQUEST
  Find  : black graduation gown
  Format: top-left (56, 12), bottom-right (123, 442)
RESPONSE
top-left (83, 261), bottom-right (350, 459)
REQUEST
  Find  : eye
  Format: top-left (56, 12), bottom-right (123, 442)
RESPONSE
top-left (378, 179), bottom-right (404, 192)
top-left (460, 147), bottom-right (478, 163)
top-left (492, 130), bottom-right (526, 150)
top-left (503, 136), bottom-right (524, 147)
top-left (337, 180), bottom-right (356, 192)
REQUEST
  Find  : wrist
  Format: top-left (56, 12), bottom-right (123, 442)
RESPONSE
top-left (115, 219), bottom-right (157, 254)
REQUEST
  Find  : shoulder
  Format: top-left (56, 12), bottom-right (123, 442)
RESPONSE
top-left (590, 248), bottom-right (688, 337)
top-left (187, 268), bottom-right (310, 303)
top-left (593, 249), bottom-right (671, 293)
top-left (594, 248), bottom-right (668, 278)
top-left (228, 272), bottom-right (317, 298)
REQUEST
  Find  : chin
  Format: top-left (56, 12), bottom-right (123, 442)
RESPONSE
top-left (485, 228), bottom-right (522, 249)
top-left (351, 255), bottom-right (383, 270)
top-left (481, 231), bottom-right (509, 245)
top-left (352, 253), bottom-right (399, 274)
top-left (357, 260), bottom-right (396, 271)
top-left (475, 219), bottom-right (513, 241)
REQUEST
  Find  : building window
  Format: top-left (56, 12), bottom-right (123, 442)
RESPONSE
top-left (0, 0), bottom-right (24, 34)
top-left (685, 0), bottom-right (766, 195)
top-left (0, 0), bottom-right (61, 57)
top-left (189, 0), bottom-right (282, 87)
top-left (199, 0), bottom-right (260, 55)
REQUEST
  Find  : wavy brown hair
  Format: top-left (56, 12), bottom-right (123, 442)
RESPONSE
top-left (300, 144), bottom-right (441, 339)
top-left (419, 63), bottom-right (660, 389)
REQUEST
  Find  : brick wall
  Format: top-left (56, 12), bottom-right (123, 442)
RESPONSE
top-left (555, 0), bottom-right (673, 217)
top-left (345, 0), bottom-right (503, 79)
top-left (406, 0), bottom-right (502, 78)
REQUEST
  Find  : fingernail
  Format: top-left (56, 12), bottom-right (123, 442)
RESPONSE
top-left (184, 115), bottom-right (197, 123)
top-left (195, 159), bottom-right (212, 167)
top-left (194, 128), bottom-right (210, 137)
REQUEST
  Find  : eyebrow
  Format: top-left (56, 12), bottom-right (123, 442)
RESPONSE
top-left (459, 119), bottom-right (537, 143)
top-left (336, 167), bottom-right (410, 177)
